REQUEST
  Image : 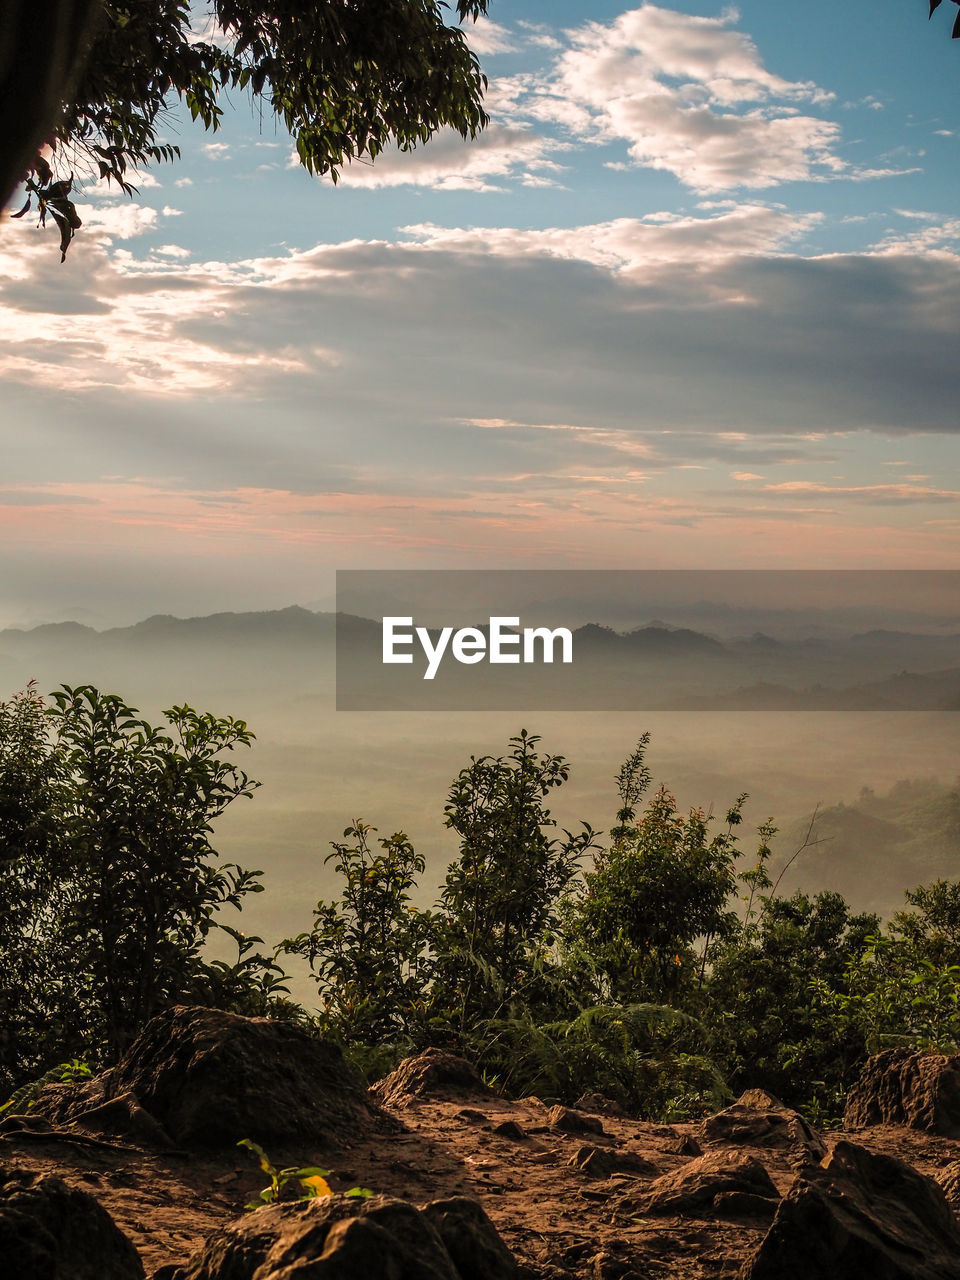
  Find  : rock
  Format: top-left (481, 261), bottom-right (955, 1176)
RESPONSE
top-left (935, 1160), bottom-right (960, 1215)
top-left (671, 1135), bottom-right (701, 1157)
top-left (105, 1005), bottom-right (375, 1148)
top-left (631, 1149), bottom-right (779, 1217)
top-left (56, 1090), bottom-right (174, 1147)
top-left (741, 1140), bottom-right (960, 1280)
top-left (698, 1092), bottom-right (825, 1160)
top-left (610, 1149), bottom-right (658, 1177)
top-left (422, 1196), bottom-right (518, 1279)
top-left (546, 1106), bottom-right (605, 1136)
top-left (568, 1145), bottom-right (615, 1178)
top-left (0, 1112), bottom-right (54, 1135)
top-left (737, 1089), bottom-right (785, 1110)
top-left (590, 1250), bottom-right (642, 1279)
top-left (288, 1216), bottom-right (405, 1279)
top-left (568, 1145), bottom-right (657, 1180)
top-left (173, 1193), bottom-right (517, 1280)
top-left (574, 1094), bottom-right (625, 1118)
top-left (0, 1167), bottom-right (144, 1279)
top-left (492, 1120), bottom-right (526, 1141)
top-left (373, 1050), bottom-right (492, 1110)
top-left (844, 1049), bottom-right (960, 1137)
top-left (33, 1075), bottom-right (110, 1126)
top-left (712, 1191), bottom-right (779, 1222)
top-left (457, 1110), bottom-right (490, 1125)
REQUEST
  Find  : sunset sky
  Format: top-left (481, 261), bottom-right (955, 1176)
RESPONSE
top-left (2, 0), bottom-right (960, 628)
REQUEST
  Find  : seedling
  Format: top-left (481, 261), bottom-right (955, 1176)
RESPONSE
top-left (238, 1139), bottom-right (372, 1210)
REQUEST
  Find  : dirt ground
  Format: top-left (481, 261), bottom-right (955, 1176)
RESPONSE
top-left (5, 1083), bottom-right (960, 1278)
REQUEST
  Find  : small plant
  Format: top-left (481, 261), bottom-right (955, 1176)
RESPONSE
top-left (238, 1139), bottom-right (372, 1210)
top-left (0, 1058), bottom-right (92, 1116)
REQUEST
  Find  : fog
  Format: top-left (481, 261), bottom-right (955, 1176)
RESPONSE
top-left (1, 608), bottom-right (955, 975)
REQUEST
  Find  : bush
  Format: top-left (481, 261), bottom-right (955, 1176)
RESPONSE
top-left (0, 683), bottom-right (279, 1087)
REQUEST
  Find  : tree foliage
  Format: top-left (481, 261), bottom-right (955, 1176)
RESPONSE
top-left (707, 891), bottom-right (879, 1117)
top-left (930, 0), bottom-right (960, 40)
top-left (10, 0), bottom-right (491, 256)
top-left (0, 683), bottom-right (280, 1089)
top-left (282, 820), bottom-right (433, 1044)
top-left (432, 730), bottom-right (596, 1027)
top-left (569, 736), bottom-right (772, 1006)
top-left (4, 699), bottom-right (960, 1128)
top-left (0, 0), bottom-right (103, 208)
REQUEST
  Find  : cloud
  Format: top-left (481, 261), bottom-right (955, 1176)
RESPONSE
top-left (76, 203), bottom-right (159, 241)
top-left (503, 4), bottom-right (849, 191)
top-left (871, 210), bottom-right (960, 256)
top-left (401, 203), bottom-right (821, 273)
top-left (305, 126), bottom-right (565, 192)
top-left (268, 6), bottom-right (867, 198)
top-left (761, 481), bottom-right (960, 505)
top-left (463, 16), bottom-right (517, 54)
top-left (2, 217), bottom-right (960, 442)
top-left (0, 488), bottom-right (100, 507)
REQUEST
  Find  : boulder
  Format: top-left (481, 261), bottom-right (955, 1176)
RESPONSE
top-left (698, 1091), bottom-right (825, 1160)
top-left (422, 1197), bottom-right (518, 1279)
top-left (372, 1050), bottom-right (492, 1110)
top-left (631, 1149), bottom-right (779, 1217)
top-left (93, 1005), bottom-right (377, 1148)
top-left (492, 1120), bottom-right (527, 1141)
top-left (546, 1106), bottom-right (605, 1137)
top-left (712, 1191), bottom-right (779, 1222)
top-left (844, 1049), bottom-right (960, 1137)
top-left (171, 1193), bottom-right (516, 1280)
top-left (0, 1167), bottom-right (144, 1279)
top-left (567, 1145), bottom-right (657, 1180)
top-left (741, 1140), bottom-right (960, 1279)
top-left (670, 1134), bottom-right (701, 1157)
top-left (934, 1160), bottom-right (960, 1217)
top-left (33, 1086), bottom-right (175, 1147)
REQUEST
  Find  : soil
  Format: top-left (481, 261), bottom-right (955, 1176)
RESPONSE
top-left (5, 1085), bottom-right (960, 1278)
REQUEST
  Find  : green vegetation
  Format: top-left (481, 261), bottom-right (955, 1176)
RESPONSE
top-left (238, 1138), bottom-right (372, 1209)
top-left (0, 682), bottom-right (284, 1094)
top-left (1, 681), bottom-right (958, 1124)
top-left (8, 0), bottom-right (491, 255)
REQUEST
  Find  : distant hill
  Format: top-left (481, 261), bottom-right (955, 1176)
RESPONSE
top-left (0, 606), bottom-right (958, 712)
top-left (772, 777), bottom-right (960, 916)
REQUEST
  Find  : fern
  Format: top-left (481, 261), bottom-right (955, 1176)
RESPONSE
top-left (0, 1058), bottom-right (92, 1116)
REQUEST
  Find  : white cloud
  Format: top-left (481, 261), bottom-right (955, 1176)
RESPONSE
top-left (504, 4), bottom-right (849, 192)
top-left (464, 16), bottom-right (517, 54)
top-left (871, 211), bottom-right (960, 256)
top-left (315, 125), bottom-right (565, 192)
top-left (3, 214), bottom-right (960, 461)
top-left (76, 203), bottom-right (159, 240)
top-left (401, 203), bottom-right (821, 274)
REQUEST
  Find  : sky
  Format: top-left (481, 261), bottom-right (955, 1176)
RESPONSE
top-left (1, 0), bottom-right (960, 628)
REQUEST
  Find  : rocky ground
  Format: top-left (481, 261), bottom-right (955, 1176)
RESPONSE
top-left (3, 1008), bottom-right (960, 1279)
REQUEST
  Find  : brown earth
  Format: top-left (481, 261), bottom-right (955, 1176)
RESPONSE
top-left (4, 1017), bottom-right (960, 1278)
